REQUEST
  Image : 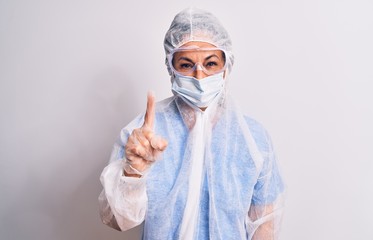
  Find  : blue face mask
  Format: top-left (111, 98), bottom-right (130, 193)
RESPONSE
top-left (171, 72), bottom-right (225, 108)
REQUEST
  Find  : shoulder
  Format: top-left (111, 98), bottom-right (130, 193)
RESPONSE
top-left (243, 115), bottom-right (273, 152)
top-left (243, 115), bottom-right (267, 135)
top-left (155, 96), bottom-right (176, 112)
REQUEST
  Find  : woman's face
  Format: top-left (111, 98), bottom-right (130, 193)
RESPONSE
top-left (171, 41), bottom-right (226, 80)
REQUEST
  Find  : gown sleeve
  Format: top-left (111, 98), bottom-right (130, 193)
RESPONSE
top-left (99, 157), bottom-right (147, 231)
top-left (98, 115), bottom-right (148, 231)
top-left (246, 128), bottom-right (286, 240)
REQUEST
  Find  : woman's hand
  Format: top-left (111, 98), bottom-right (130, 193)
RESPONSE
top-left (124, 92), bottom-right (168, 175)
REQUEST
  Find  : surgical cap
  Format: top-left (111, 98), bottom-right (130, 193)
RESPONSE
top-left (164, 7), bottom-right (234, 75)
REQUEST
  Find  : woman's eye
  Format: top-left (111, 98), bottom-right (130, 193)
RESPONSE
top-left (205, 61), bottom-right (218, 68)
top-left (180, 63), bottom-right (193, 69)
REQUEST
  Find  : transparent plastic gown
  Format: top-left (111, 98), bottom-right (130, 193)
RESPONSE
top-left (99, 92), bottom-right (285, 239)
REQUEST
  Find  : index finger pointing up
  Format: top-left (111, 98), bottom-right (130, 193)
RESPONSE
top-left (143, 91), bottom-right (155, 129)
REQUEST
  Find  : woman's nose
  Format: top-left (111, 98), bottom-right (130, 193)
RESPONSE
top-left (193, 65), bottom-right (208, 80)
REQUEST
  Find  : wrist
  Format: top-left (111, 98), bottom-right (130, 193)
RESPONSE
top-left (123, 169), bottom-right (142, 178)
top-left (123, 161), bottom-right (145, 178)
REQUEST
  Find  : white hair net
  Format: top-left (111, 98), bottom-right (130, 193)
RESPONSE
top-left (164, 7), bottom-right (234, 75)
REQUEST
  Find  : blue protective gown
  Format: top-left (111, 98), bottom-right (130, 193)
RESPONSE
top-left (101, 94), bottom-right (285, 239)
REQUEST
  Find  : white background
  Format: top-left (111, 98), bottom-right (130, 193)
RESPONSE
top-left (1, 0), bottom-right (372, 239)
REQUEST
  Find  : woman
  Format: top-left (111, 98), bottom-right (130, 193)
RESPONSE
top-left (99, 7), bottom-right (285, 240)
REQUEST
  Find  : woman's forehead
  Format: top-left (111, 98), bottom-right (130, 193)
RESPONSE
top-left (173, 49), bottom-right (224, 61)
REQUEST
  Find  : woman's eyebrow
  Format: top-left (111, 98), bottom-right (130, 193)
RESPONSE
top-left (178, 57), bottom-right (194, 63)
top-left (205, 54), bottom-right (220, 60)
top-left (177, 54), bottom-right (220, 62)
